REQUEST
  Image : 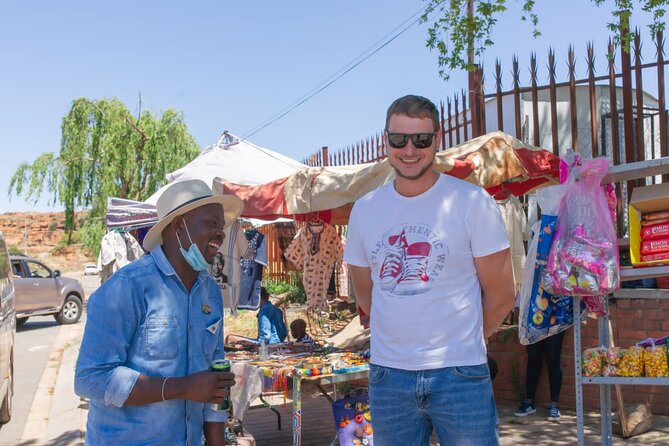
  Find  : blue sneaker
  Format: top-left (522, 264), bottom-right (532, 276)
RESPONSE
top-left (514, 400), bottom-right (536, 417)
top-left (547, 404), bottom-right (561, 422)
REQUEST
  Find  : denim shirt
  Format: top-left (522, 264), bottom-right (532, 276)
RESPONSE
top-left (75, 247), bottom-right (226, 445)
top-left (257, 301), bottom-right (287, 344)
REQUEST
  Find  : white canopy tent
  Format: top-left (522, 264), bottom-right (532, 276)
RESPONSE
top-left (145, 131), bottom-right (307, 205)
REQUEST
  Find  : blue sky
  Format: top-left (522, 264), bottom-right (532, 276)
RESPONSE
top-left (0, 0), bottom-right (660, 213)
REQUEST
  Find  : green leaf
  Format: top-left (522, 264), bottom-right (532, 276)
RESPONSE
top-left (420, 0), bottom-right (669, 77)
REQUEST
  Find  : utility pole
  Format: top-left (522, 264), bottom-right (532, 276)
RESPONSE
top-left (467, 0), bottom-right (474, 68)
top-left (468, 0), bottom-right (483, 138)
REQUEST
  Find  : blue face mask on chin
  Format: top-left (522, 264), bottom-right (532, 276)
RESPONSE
top-left (176, 220), bottom-right (210, 272)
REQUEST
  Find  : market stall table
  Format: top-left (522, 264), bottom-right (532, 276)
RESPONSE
top-left (226, 348), bottom-right (370, 446)
top-left (291, 367), bottom-right (370, 446)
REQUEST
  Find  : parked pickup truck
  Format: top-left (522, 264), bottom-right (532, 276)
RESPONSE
top-left (10, 255), bottom-right (85, 326)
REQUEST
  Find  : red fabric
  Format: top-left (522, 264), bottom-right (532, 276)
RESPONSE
top-left (293, 210), bottom-right (333, 224)
top-left (444, 146), bottom-right (559, 197)
top-left (444, 159), bottom-right (477, 179)
top-left (486, 177), bottom-right (553, 197)
top-left (513, 147), bottom-right (560, 178)
top-left (487, 147), bottom-right (558, 197)
top-left (224, 144), bottom-right (561, 218)
top-left (222, 178), bottom-right (289, 220)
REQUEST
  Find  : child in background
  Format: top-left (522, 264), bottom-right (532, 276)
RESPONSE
top-left (290, 318), bottom-right (315, 345)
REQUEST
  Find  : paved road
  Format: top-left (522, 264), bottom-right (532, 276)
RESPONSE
top-left (0, 317), bottom-right (64, 445)
top-left (0, 270), bottom-right (98, 445)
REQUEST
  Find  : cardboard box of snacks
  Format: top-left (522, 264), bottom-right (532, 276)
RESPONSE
top-left (629, 182), bottom-right (669, 266)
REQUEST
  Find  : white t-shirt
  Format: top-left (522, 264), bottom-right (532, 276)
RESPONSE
top-left (344, 174), bottom-right (510, 370)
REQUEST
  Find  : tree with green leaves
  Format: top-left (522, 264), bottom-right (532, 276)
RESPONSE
top-left (9, 98), bottom-right (200, 254)
top-left (422, 0), bottom-right (668, 79)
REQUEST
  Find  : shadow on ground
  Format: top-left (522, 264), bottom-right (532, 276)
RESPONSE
top-left (17, 320), bottom-right (60, 333)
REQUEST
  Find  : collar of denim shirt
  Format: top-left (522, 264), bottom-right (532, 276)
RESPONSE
top-left (150, 245), bottom-right (208, 283)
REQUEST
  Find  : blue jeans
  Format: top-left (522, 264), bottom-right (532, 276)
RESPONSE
top-left (368, 363), bottom-right (499, 446)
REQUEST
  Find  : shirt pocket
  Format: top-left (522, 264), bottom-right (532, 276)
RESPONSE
top-left (203, 318), bottom-right (221, 358)
top-left (144, 316), bottom-right (179, 360)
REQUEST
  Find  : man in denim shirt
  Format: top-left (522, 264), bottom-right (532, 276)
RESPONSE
top-left (224, 288), bottom-right (287, 345)
top-left (257, 287), bottom-right (287, 344)
top-left (75, 179), bottom-right (243, 445)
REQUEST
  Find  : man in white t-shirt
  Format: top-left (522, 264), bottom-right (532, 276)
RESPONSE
top-left (344, 94), bottom-right (514, 445)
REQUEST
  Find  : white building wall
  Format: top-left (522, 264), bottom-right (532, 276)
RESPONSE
top-left (480, 85), bottom-right (660, 160)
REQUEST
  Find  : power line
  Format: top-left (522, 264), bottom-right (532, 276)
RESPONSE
top-left (242, 3), bottom-right (441, 139)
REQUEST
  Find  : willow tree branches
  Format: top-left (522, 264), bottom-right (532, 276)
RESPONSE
top-left (9, 98), bottom-right (200, 238)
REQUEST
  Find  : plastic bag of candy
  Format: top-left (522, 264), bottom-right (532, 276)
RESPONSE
top-left (582, 347), bottom-right (604, 377)
top-left (603, 364), bottom-right (621, 377)
top-left (518, 186), bottom-right (580, 345)
top-left (601, 347), bottom-right (625, 376)
top-left (604, 346), bottom-right (625, 365)
top-left (619, 346), bottom-right (645, 377)
top-left (644, 345), bottom-right (669, 377)
top-left (542, 157), bottom-right (619, 296)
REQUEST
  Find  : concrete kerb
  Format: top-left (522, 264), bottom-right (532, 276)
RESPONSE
top-left (20, 321), bottom-right (85, 445)
top-left (45, 339), bottom-right (86, 444)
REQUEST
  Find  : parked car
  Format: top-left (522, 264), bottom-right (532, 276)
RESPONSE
top-left (10, 255), bottom-right (85, 325)
top-left (0, 234), bottom-right (15, 424)
top-left (83, 263), bottom-right (98, 276)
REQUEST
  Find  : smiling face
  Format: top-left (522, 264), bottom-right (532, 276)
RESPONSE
top-left (385, 113), bottom-right (440, 194)
top-left (176, 203), bottom-right (226, 264)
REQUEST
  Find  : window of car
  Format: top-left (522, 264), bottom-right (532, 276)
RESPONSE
top-left (12, 262), bottom-right (24, 277)
top-left (26, 261), bottom-right (51, 279)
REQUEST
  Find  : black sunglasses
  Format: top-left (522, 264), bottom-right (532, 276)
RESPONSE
top-left (385, 131), bottom-right (437, 149)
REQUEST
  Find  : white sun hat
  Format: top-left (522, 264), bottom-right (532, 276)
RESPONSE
top-left (143, 179), bottom-right (243, 251)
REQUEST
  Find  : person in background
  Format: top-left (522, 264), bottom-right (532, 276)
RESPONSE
top-left (75, 179), bottom-right (243, 445)
top-left (225, 287), bottom-right (287, 345)
top-left (256, 287), bottom-right (288, 344)
top-left (345, 94), bottom-right (514, 445)
top-left (514, 331), bottom-right (565, 422)
top-left (290, 318), bottom-right (315, 345)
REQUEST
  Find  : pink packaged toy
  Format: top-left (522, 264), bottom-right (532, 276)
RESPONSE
top-left (542, 158), bottom-right (620, 296)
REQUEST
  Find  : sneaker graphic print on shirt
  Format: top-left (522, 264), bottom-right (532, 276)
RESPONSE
top-left (379, 230), bottom-right (408, 290)
top-left (372, 224), bottom-right (447, 296)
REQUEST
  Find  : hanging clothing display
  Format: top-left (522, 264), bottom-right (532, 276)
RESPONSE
top-left (338, 232), bottom-right (350, 300)
top-left (238, 229), bottom-right (268, 310)
top-left (219, 220), bottom-right (246, 316)
top-left (496, 194), bottom-right (527, 294)
top-left (210, 253), bottom-right (227, 285)
top-left (98, 230), bottom-right (144, 284)
top-left (284, 221), bottom-right (343, 309)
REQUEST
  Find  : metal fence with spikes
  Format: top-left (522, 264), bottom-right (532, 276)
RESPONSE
top-left (303, 29), bottom-right (668, 172)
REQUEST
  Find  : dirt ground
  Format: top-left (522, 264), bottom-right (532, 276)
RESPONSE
top-left (225, 300), bottom-right (363, 347)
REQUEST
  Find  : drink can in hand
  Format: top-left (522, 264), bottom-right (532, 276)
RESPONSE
top-left (210, 359), bottom-right (231, 411)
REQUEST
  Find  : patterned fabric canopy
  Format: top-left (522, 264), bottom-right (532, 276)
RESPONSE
top-left (214, 131), bottom-right (560, 223)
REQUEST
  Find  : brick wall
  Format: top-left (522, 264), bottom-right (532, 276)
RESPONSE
top-left (489, 299), bottom-right (669, 415)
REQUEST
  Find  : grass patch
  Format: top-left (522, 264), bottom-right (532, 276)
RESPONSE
top-left (264, 278), bottom-right (307, 305)
top-left (224, 310), bottom-right (259, 339)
